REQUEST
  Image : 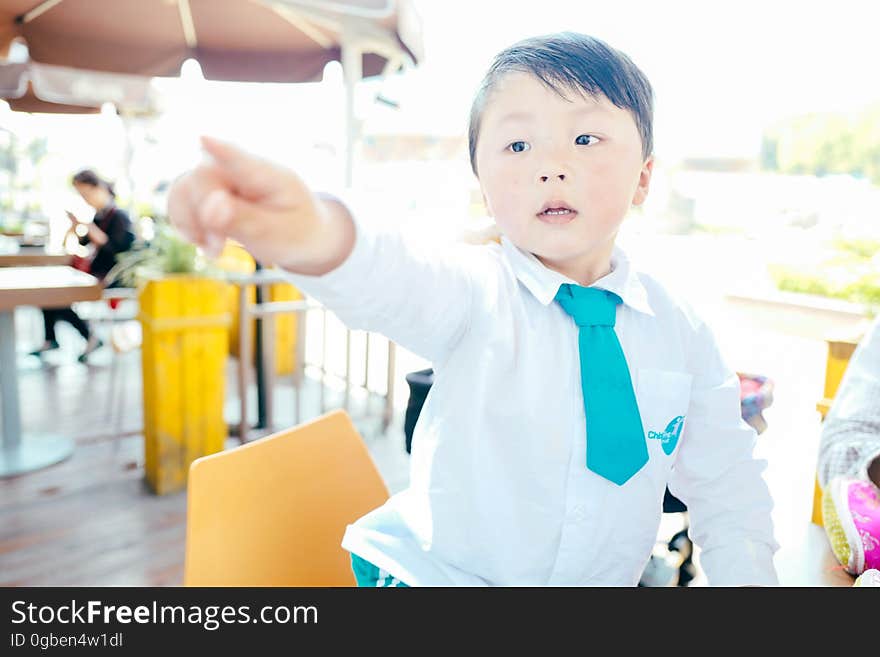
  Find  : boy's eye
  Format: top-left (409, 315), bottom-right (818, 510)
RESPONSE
top-left (507, 141), bottom-right (530, 153)
top-left (575, 134), bottom-right (600, 146)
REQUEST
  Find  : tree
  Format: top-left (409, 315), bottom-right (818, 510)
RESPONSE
top-left (761, 103), bottom-right (880, 185)
top-left (0, 131), bottom-right (50, 220)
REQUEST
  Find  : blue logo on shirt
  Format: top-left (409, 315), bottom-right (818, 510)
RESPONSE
top-left (647, 415), bottom-right (685, 455)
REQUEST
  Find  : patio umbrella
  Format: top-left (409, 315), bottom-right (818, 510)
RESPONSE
top-left (0, 1), bottom-right (421, 81)
top-left (0, 1), bottom-right (423, 185)
top-left (2, 80), bottom-right (99, 114)
top-left (0, 59), bottom-right (160, 116)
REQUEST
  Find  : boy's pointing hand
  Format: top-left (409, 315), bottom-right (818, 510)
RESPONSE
top-left (167, 136), bottom-right (353, 274)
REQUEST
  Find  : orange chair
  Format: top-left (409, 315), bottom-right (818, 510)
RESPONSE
top-left (183, 410), bottom-right (390, 586)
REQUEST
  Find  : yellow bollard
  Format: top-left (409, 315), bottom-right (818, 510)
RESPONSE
top-left (811, 476), bottom-right (824, 526)
top-left (139, 276), bottom-right (230, 495)
top-left (269, 282), bottom-right (304, 375)
top-left (215, 241), bottom-right (301, 374)
top-left (215, 242), bottom-right (256, 359)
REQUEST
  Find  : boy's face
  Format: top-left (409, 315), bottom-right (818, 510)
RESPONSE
top-left (474, 72), bottom-right (653, 282)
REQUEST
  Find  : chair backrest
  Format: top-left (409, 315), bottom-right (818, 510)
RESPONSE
top-left (183, 410), bottom-right (390, 586)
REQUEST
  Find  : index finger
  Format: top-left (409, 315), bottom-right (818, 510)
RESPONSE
top-left (199, 136), bottom-right (284, 201)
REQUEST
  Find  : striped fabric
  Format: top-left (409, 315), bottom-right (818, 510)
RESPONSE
top-left (350, 552), bottom-right (410, 588)
top-left (818, 316), bottom-right (880, 488)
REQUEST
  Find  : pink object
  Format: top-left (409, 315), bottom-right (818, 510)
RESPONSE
top-left (830, 478), bottom-right (880, 574)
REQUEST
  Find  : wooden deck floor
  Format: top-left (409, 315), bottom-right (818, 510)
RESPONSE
top-left (1, 322), bottom-right (412, 587)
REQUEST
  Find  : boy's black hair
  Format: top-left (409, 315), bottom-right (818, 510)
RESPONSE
top-left (468, 32), bottom-right (654, 176)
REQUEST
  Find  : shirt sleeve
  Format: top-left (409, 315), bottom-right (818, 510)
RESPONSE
top-left (667, 316), bottom-right (780, 586)
top-left (281, 189), bottom-right (489, 365)
top-left (818, 316), bottom-right (880, 487)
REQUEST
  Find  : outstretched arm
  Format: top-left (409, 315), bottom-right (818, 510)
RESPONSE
top-left (167, 137), bottom-right (488, 363)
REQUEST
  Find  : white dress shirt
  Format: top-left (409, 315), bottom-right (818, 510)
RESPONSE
top-left (285, 197), bottom-right (780, 587)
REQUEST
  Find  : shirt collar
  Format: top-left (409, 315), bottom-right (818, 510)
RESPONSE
top-left (500, 236), bottom-right (655, 317)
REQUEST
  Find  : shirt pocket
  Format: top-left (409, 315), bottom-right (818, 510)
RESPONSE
top-left (636, 368), bottom-right (693, 462)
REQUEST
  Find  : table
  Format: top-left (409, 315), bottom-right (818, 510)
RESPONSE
top-left (0, 266), bottom-right (102, 477)
top-left (775, 523), bottom-right (856, 586)
top-left (0, 247), bottom-right (72, 267)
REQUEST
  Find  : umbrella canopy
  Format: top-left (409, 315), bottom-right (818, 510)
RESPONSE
top-left (0, 59), bottom-right (163, 218)
top-left (3, 80), bottom-right (99, 113)
top-left (0, 59), bottom-right (160, 115)
top-left (0, 0), bottom-right (423, 82)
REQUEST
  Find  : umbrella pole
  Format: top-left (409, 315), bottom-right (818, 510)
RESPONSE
top-left (340, 33), bottom-right (364, 416)
top-left (254, 262), bottom-right (268, 430)
top-left (119, 110), bottom-right (137, 215)
top-left (341, 33), bottom-right (362, 189)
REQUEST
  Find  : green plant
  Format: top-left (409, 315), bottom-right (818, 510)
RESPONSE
top-left (769, 264), bottom-right (880, 316)
top-left (134, 200), bottom-right (161, 220)
top-left (0, 218), bottom-right (23, 234)
top-left (833, 238), bottom-right (880, 259)
top-left (105, 222), bottom-right (201, 287)
top-left (760, 102), bottom-right (880, 185)
top-left (769, 229), bottom-right (880, 317)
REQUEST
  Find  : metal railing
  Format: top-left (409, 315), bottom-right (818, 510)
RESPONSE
top-left (227, 269), bottom-right (396, 443)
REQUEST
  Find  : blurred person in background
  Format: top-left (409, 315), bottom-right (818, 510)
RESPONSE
top-left (29, 169), bottom-right (135, 363)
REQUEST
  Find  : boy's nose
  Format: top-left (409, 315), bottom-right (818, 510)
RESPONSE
top-left (539, 173), bottom-right (566, 183)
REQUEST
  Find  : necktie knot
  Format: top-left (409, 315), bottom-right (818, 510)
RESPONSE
top-left (554, 284), bottom-right (621, 328)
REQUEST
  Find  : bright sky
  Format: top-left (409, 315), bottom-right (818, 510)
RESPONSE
top-left (2, 0), bottom-right (879, 216)
top-left (407, 0), bottom-right (880, 157)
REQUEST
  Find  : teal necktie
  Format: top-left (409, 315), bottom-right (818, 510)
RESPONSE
top-left (555, 284), bottom-right (648, 485)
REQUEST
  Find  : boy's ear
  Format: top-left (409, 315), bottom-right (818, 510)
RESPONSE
top-left (631, 155), bottom-right (654, 207)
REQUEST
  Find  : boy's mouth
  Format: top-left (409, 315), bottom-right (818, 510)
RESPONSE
top-left (537, 200), bottom-right (577, 224)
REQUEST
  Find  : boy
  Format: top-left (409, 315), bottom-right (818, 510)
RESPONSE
top-left (169, 32), bottom-right (779, 586)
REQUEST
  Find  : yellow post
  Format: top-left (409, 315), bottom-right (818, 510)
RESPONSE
top-left (811, 476), bottom-right (824, 526)
top-left (215, 241), bottom-right (301, 374)
top-left (269, 282), bottom-right (304, 375)
top-left (139, 275), bottom-right (230, 495)
top-left (816, 339), bottom-right (859, 419)
top-left (215, 242), bottom-right (256, 359)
